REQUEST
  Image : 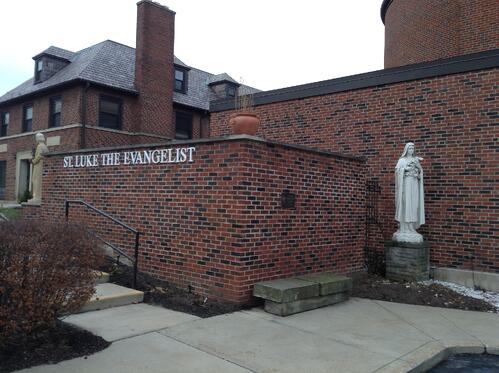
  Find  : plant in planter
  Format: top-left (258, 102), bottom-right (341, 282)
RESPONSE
top-left (230, 91), bottom-right (261, 136)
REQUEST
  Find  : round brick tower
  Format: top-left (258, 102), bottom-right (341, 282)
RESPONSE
top-left (382, 0), bottom-right (499, 68)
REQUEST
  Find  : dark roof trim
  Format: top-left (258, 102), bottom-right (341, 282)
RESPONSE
top-left (0, 79), bottom-right (138, 107)
top-left (208, 79), bottom-right (240, 87)
top-left (48, 134), bottom-right (365, 162)
top-left (173, 101), bottom-right (208, 113)
top-left (32, 52), bottom-right (71, 62)
top-left (174, 63), bottom-right (191, 71)
top-left (380, 0), bottom-right (393, 24)
top-left (210, 48), bottom-right (499, 112)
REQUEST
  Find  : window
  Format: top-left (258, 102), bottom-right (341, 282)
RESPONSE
top-left (175, 111), bottom-right (192, 140)
top-left (1, 112), bottom-right (8, 137)
top-left (23, 105), bottom-right (33, 133)
top-left (226, 85), bottom-right (236, 98)
top-left (49, 96), bottom-right (62, 127)
top-left (0, 160), bottom-right (5, 200)
top-left (99, 96), bottom-right (122, 129)
top-left (174, 68), bottom-right (187, 93)
top-left (35, 59), bottom-right (43, 82)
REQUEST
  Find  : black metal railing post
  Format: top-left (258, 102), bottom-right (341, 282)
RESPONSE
top-left (133, 232), bottom-right (140, 289)
top-left (65, 200), bottom-right (69, 221)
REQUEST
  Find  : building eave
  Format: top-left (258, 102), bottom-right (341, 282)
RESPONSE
top-left (0, 79), bottom-right (139, 107)
top-left (210, 49), bottom-right (499, 112)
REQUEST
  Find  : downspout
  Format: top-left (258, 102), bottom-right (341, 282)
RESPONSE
top-left (80, 82), bottom-right (90, 149)
top-left (203, 109), bottom-right (210, 138)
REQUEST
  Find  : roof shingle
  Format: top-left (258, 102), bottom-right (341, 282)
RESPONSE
top-left (0, 40), bottom-right (259, 110)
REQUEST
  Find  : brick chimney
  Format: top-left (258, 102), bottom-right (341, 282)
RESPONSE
top-left (135, 0), bottom-right (175, 137)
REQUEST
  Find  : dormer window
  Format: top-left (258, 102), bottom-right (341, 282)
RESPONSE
top-left (35, 59), bottom-right (43, 83)
top-left (32, 47), bottom-right (72, 84)
top-left (207, 74), bottom-right (240, 100)
top-left (174, 67), bottom-right (188, 93)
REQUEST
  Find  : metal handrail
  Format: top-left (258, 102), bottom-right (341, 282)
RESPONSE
top-left (65, 199), bottom-right (140, 289)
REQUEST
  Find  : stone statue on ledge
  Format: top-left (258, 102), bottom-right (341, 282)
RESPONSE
top-left (393, 142), bottom-right (425, 243)
top-left (28, 132), bottom-right (49, 204)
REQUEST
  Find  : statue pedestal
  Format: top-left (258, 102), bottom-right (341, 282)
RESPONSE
top-left (385, 240), bottom-right (429, 282)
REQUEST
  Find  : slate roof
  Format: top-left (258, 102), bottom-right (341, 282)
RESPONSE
top-left (34, 46), bottom-right (76, 61)
top-left (0, 40), bottom-right (259, 111)
top-left (207, 73), bottom-right (239, 85)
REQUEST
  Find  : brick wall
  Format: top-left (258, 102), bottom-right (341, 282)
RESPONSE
top-left (38, 56), bottom-right (70, 83)
top-left (0, 86), bottom-right (82, 135)
top-left (135, 0), bottom-right (175, 138)
top-left (173, 107), bottom-right (207, 140)
top-left (384, 0), bottom-right (499, 68)
top-left (0, 126), bottom-right (81, 200)
top-left (0, 82), bottom-right (207, 201)
top-left (210, 68), bottom-right (499, 274)
top-left (84, 87), bottom-right (138, 133)
top-left (37, 137), bottom-right (365, 303)
top-left (22, 203), bottom-right (42, 220)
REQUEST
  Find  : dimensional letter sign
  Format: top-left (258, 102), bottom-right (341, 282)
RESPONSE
top-left (63, 146), bottom-right (195, 168)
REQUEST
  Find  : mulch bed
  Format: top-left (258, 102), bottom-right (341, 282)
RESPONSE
top-left (109, 262), bottom-right (497, 316)
top-left (104, 261), bottom-right (253, 318)
top-left (352, 273), bottom-right (497, 313)
top-left (0, 321), bottom-right (110, 373)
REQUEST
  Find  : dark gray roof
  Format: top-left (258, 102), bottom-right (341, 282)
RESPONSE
top-left (207, 73), bottom-right (239, 85)
top-left (174, 68), bottom-right (259, 110)
top-left (0, 40), bottom-right (260, 110)
top-left (174, 56), bottom-right (189, 68)
top-left (34, 46), bottom-right (75, 61)
top-left (0, 41), bottom-right (137, 104)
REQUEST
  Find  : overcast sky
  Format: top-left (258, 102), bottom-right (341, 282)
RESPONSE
top-left (0, 0), bottom-right (385, 96)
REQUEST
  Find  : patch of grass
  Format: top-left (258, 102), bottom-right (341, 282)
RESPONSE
top-left (0, 208), bottom-right (22, 221)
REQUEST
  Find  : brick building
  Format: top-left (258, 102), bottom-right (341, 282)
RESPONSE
top-left (6, 0), bottom-right (499, 301)
top-left (0, 0), bottom-right (257, 202)
top-left (210, 0), bottom-right (499, 280)
top-left (33, 137), bottom-right (365, 303)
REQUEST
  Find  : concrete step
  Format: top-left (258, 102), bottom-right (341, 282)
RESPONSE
top-left (296, 273), bottom-right (352, 295)
top-left (92, 270), bottom-right (110, 284)
top-left (253, 272), bottom-right (352, 316)
top-left (265, 292), bottom-right (349, 317)
top-left (254, 278), bottom-right (320, 303)
top-left (79, 283), bottom-right (144, 313)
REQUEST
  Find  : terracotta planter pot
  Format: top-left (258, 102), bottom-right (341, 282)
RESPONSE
top-left (229, 113), bottom-right (261, 135)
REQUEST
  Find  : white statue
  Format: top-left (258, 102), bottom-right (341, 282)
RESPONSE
top-left (28, 133), bottom-right (49, 203)
top-left (393, 142), bottom-right (425, 243)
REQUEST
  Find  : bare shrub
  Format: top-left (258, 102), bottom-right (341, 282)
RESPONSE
top-left (0, 220), bottom-right (102, 346)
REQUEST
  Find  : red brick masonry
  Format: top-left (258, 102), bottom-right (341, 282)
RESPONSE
top-left (210, 68), bottom-right (499, 274)
top-left (36, 136), bottom-right (366, 304)
top-left (383, 0), bottom-right (499, 68)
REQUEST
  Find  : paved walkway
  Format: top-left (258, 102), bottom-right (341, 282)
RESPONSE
top-left (20, 298), bottom-right (499, 373)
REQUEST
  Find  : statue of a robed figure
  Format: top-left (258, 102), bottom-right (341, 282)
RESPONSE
top-left (386, 142), bottom-right (429, 281)
top-left (393, 142), bottom-right (425, 243)
top-left (28, 133), bottom-right (49, 203)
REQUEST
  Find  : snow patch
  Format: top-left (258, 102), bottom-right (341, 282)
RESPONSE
top-left (420, 280), bottom-right (499, 310)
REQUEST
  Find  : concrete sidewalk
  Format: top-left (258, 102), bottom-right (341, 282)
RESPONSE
top-left (20, 298), bottom-right (499, 373)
